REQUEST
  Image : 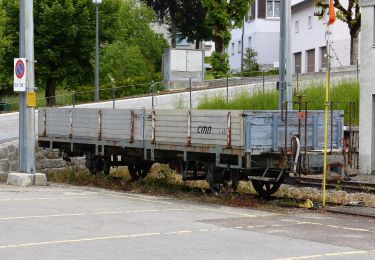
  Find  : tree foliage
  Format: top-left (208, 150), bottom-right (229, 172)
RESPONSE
top-left (201, 0), bottom-right (251, 54)
top-left (0, 0), bottom-right (167, 105)
top-left (210, 51), bottom-right (229, 78)
top-left (243, 48), bottom-right (259, 73)
top-left (141, 0), bottom-right (180, 47)
top-left (175, 0), bottom-right (212, 49)
top-left (315, 0), bottom-right (361, 64)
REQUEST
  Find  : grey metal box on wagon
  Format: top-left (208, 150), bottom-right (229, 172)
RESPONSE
top-left (243, 110), bottom-right (344, 154)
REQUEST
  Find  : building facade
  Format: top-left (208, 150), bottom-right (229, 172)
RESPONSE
top-left (228, 0), bottom-right (351, 74)
top-left (228, 0), bottom-right (281, 72)
top-left (359, 0), bottom-right (375, 174)
top-left (291, 0), bottom-right (351, 74)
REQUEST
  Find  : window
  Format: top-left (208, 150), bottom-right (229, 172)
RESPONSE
top-left (238, 41), bottom-right (242, 53)
top-left (308, 16), bottom-right (312, 28)
top-left (295, 20), bottom-right (299, 33)
top-left (248, 37), bottom-right (252, 48)
top-left (306, 49), bottom-right (315, 73)
top-left (231, 42), bottom-right (235, 55)
top-left (266, 0), bottom-right (280, 18)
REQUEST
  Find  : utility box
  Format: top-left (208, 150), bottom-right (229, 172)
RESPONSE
top-left (162, 48), bottom-right (205, 89)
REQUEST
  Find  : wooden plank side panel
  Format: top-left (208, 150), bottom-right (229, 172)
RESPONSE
top-left (72, 109), bottom-right (99, 139)
top-left (101, 110), bottom-right (131, 140)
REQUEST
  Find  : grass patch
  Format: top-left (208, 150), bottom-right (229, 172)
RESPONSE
top-left (198, 80), bottom-right (359, 125)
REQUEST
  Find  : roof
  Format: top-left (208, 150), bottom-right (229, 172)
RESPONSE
top-left (292, 0), bottom-right (315, 9)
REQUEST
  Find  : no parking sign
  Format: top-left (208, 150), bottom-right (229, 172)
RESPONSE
top-left (14, 58), bottom-right (26, 92)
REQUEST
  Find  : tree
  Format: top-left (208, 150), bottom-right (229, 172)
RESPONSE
top-left (141, 0), bottom-right (180, 48)
top-left (315, 0), bottom-right (361, 65)
top-left (243, 48), bottom-right (260, 73)
top-left (100, 43), bottom-right (153, 84)
top-left (115, 1), bottom-right (168, 71)
top-left (201, 0), bottom-right (251, 54)
top-left (0, 0), bottom-right (167, 105)
top-left (175, 0), bottom-right (212, 49)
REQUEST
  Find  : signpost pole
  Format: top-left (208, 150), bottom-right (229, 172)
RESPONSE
top-left (19, 0), bottom-right (26, 172)
top-left (25, 0), bottom-right (36, 175)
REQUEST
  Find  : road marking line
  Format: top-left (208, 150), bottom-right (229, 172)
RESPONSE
top-left (0, 208), bottom-right (193, 221)
top-left (323, 250), bottom-right (368, 256)
top-left (195, 207), bottom-right (258, 217)
top-left (274, 250), bottom-right (375, 260)
top-left (255, 225), bottom-right (267, 228)
top-left (0, 196), bottom-right (99, 202)
top-left (102, 193), bottom-right (174, 205)
top-left (234, 226), bottom-right (243, 229)
top-left (342, 227), bottom-right (371, 232)
top-left (0, 227), bottom-right (241, 250)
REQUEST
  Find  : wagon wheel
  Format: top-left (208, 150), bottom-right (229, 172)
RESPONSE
top-left (128, 164), bottom-right (150, 180)
top-left (251, 179), bottom-right (281, 199)
top-left (86, 155), bottom-right (104, 175)
top-left (207, 168), bottom-right (239, 195)
top-left (103, 158), bottom-right (111, 176)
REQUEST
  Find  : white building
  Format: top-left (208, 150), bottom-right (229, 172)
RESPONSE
top-left (359, 0), bottom-right (375, 174)
top-left (291, 0), bottom-right (351, 73)
top-left (228, 0), bottom-right (281, 72)
top-left (228, 0), bottom-right (351, 73)
top-left (152, 23), bottom-right (214, 57)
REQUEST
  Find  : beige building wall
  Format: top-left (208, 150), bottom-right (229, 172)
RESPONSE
top-left (359, 0), bottom-right (375, 174)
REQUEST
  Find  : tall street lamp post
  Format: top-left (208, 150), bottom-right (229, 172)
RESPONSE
top-left (93, 0), bottom-right (102, 102)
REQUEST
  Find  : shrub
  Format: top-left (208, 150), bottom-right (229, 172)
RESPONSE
top-left (243, 48), bottom-right (260, 73)
top-left (210, 52), bottom-right (229, 79)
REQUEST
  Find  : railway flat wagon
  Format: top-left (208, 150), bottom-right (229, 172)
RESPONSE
top-left (38, 108), bottom-right (344, 197)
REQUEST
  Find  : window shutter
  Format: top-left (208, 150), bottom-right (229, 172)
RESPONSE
top-left (258, 0), bottom-right (266, 19)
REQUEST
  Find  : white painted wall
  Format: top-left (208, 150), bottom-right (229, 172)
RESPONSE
top-left (228, 0), bottom-right (352, 73)
top-left (359, 0), bottom-right (375, 174)
top-left (228, 0), bottom-right (280, 72)
top-left (291, 0), bottom-right (351, 73)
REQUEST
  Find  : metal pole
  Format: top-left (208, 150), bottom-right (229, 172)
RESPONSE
top-left (112, 87), bottom-right (115, 109)
top-left (278, 0), bottom-right (286, 110)
top-left (262, 70), bottom-right (265, 94)
top-left (72, 91), bottom-right (76, 108)
top-left (19, 0), bottom-right (26, 172)
top-left (94, 4), bottom-right (100, 102)
top-left (25, 0), bottom-right (35, 175)
top-left (226, 74), bottom-right (229, 103)
top-left (241, 16), bottom-right (245, 73)
top-left (296, 65), bottom-right (299, 94)
top-left (189, 78), bottom-right (192, 110)
top-left (285, 0), bottom-right (293, 111)
top-left (151, 84), bottom-right (154, 109)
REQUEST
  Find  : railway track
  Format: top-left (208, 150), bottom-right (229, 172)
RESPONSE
top-left (286, 176), bottom-right (375, 194)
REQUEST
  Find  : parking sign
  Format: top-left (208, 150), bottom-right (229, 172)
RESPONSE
top-left (14, 58), bottom-right (27, 92)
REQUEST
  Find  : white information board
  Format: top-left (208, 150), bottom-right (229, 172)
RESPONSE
top-left (14, 58), bottom-right (27, 92)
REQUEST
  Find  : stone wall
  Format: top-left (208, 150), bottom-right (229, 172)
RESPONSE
top-left (0, 141), bottom-right (19, 173)
top-left (0, 141), bottom-right (85, 178)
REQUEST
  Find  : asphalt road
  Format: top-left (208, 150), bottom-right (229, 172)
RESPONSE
top-left (0, 184), bottom-right (374, 259)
